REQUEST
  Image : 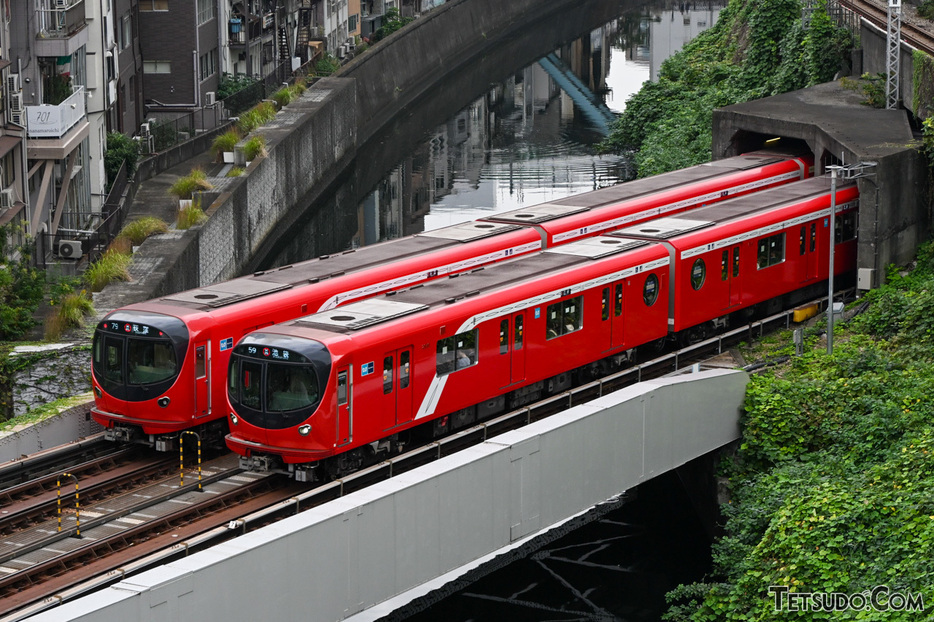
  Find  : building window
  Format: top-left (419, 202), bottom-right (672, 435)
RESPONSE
top-left (199, 48), bottom-right (217, 82)
top-left (546, 296), bottom-right (582, 339)
top-left (143, 61), bottom-right (171, 74)
top-left (139, 0), bottom-right (169, 10)
top-left (118, 15), bottom-right (132, 50)
top-left (757, 233), bottom-right (786, 269)
top-left (436, 330), bottom-right (478, 375)
top-left (197, 0), bottom-right (216, 24)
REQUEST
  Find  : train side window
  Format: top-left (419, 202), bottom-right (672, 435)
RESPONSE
top-left (436, 337), bottom-right (455, 375)
top-left (383, 356), bottom-right (393, 394)
top-left (810, 223), bottom-right (817, 252)
top-left (757, 233), bottom-right (785, 269)
top-left (195, 345), bottom-right (206, 379)
top-left (733, 246), bottom-right (740, 277)
top-left (546, 296), bottom-right (583, 339)
top-left (643, 273), bottom-right (659, 306)
top-left (514, 316), bottom-right (524, 350)
top-left (436, 330), bottom-right (478, 374)
top-left (799, 226), bottom-right (806, 255)
top-left (399, 352), bottom-right (410, 389)
top-left (602, 287), bottom-right (610, 320)
top-left (614, 284), bottom-right (622, 317)
top-left (499, 319), bottom-right (508, 354)
top-left (337, 371), bottom-right (348, 406)
top-left (721, 250), bottom-right (728, 281)
top-left (690, 258), bottom-right (706, 290)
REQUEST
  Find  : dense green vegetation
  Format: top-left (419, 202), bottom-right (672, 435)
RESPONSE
top-left (0, 227), bottom-right (45, 340)
top-left (663, 245), bottom-right (934, 620)
top-left (601, 0), bottom-right (853, 177)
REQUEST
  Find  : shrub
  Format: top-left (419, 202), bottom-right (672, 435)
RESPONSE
top-left (211, 129), bottom-right (240, 161)
top-left (84, 249), bottom-right (132, 292)
top-left (243, 135), bottom-right (267, 161)
top-left (217, 72), bottom-right (258, 99)
top-left (920, 0), bottom-right (934, 20)
top-left (226, 166), bottom-right (245, 177)
top-left (178, 198), bottom-right (208, 230)
top-left (272, 87), bottom-right (295, 108)
top-left (45, 291), bottom-right (94, 341)
top-left (118, 217), bottom-right (168, 246)
top-left (104, 132), bottom-right (141, 191)
top-left (168, 168), bottom-right (212, 200)
top-left (314, 54), bottom-right (340, 76)
top-left (0, 227), bottom-right (45, 340)
top-left (236, 101), bottom-right (277, 134)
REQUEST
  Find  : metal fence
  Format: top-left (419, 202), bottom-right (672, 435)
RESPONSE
top-left (38, 161), bottom-right (132, 269)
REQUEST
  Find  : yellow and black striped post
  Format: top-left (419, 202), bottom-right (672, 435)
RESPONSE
top-left (179, 431), bottom-right (203, 491)
top-left (56, 472), bottom-right (81, 538)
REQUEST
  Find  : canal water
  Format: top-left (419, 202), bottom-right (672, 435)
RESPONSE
top-left (267, 1), bottom-right (728, 619)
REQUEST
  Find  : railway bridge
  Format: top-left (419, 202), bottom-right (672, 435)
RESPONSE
top-left (22, 368), bottom-right (746, 622)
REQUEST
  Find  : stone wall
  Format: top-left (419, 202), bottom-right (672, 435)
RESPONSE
top-left (6, 344), bottom-right (92, 417)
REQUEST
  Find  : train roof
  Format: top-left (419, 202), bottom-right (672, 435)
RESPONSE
top-left (155, 220), bottom-right (522, 309)
top-left (609, 175), bottom-right (854, 241)
top-left (289, 237), bottom-right (655, 334)
top-left (485, 150), bottom-right (803, 225)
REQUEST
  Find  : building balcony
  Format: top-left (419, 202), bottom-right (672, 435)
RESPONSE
top-left (35, 0), bottom-right (88, 57)
top-left (24, 87), bottom-right (89, 160)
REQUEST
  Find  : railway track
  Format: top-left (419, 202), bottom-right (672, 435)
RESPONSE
top-left (0, 300), bottom-right (820, 621)
top-left (841, 0), bottom-right (934, 56)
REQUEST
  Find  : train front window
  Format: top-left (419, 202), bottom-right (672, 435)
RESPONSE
top-left (127, 338), bottom-right (177, 385)
top-left (99, 336), bottom-right (124, 383)
top-left (267, 363), bottom-right (319, 413)
top-left (238, 360), bottom-right (263, 411)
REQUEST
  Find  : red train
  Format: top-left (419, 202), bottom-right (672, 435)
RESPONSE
top-left (224, 175), bottom-right (858, 480)
top-left (90, 150), bottom-right (811, 450)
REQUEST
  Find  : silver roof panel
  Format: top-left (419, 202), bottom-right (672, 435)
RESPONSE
top-left (297, 299), bottom-right (429, 330)
top-left (545, 236), bottom-right (647, 259)
top-left (611, 218), bottom-right (714, 240)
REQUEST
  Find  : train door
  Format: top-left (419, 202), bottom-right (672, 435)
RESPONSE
top-left (337, 367), bottom-right (351, 446)
top-left (499, 315), bottom-right (527, 388)
top-left (194, 342), bottom-right (210, 417)
top-left (511, 313), bottom-right (526, 384)
top-left (728, 246), bottom-right (742, 307)
top-left (395, 348), bottom-right (413, 425)
top-left (611, 282), bottom-right (625, 348)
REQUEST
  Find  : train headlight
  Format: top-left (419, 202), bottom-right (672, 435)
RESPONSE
top-left (157, 397), bottom-right (170, 408)
top-left (230, 413), bottom-right (239, 426)
top-left (298, 424), bottom-right (311, 436)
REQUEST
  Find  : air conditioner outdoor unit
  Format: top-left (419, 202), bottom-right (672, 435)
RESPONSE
top-left (56, 239), bottom-right (83, 259)
top-left (55, 0), bottom-right (69, 8)
top-left (337, 44), bottom-right (346, 58)
top-left (6, 73), bottom-right (20, 93)
top-left (9, 93), bottom-right (23, 113)
top-left (204, 91), bottom-right (216, 106)
top-left (0, 188), bottom-right (13, 209)
top-left (10, 111), bottom-right (24, 126)
top-left (140, 122), bottom-right (150, 137)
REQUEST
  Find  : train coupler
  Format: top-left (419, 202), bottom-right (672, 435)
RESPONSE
top-left (104, 426), bottom-right (142, 444)
top-left (240, 454), bottom-right (276, 473)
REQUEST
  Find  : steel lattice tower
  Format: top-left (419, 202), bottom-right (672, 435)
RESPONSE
top-left (886, 0), bottom-right (902, 109)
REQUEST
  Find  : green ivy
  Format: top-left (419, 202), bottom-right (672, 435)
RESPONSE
top-left (600, 0), bottom-right (854, 178)
top-left (666, 240), bottom-right (934, 620)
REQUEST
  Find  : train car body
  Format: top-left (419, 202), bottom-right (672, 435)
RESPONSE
top-left (90, 150), bottom-right (811, 449)
top-left (225, 175), bottom-right (858, 479)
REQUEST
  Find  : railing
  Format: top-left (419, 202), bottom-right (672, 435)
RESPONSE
top-left (25, 86), bottom-right (86, 138)
top-left (37, 0), bottom-right (86, 39)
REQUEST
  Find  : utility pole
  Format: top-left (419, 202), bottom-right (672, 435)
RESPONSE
top-left (826, 162), bottom-right (876, 355)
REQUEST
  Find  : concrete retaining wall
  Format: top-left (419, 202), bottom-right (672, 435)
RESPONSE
top-left (0, 397), bottom-right (99, 462)
top-left (26, 369), bottom-right (746, 622)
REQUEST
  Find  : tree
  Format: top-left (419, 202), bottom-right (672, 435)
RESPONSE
top-left (104, 132), bottom-right (141, 192)
top-left (0, 227), bottom-right (45, 341)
